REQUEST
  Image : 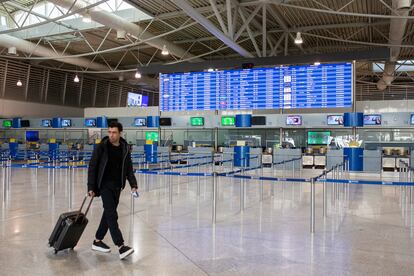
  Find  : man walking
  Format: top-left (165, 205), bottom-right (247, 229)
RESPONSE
top-left (87, 122), bottom-right (138, 260)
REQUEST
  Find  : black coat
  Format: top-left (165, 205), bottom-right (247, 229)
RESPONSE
top-left (87, 136), bottom-right (138, 195)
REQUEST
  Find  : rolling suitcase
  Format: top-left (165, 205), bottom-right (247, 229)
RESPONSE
top-left (48, 195), bottom-right (93, 254)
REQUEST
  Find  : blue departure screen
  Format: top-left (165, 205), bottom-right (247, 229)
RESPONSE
top-left (159, 63), bottom-right (352, 111)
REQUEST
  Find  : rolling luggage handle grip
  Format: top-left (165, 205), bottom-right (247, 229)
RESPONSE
top-left (75, 194), bottom-right (94, 223)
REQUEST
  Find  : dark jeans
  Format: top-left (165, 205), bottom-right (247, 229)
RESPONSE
top-left (95, 186), bottom-right (124, 246)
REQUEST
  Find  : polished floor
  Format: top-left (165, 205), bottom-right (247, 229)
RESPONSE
top-left (1, 164), bottom-right (414, 275)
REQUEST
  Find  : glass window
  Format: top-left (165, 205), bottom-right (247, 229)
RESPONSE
top-left (13, 0), bottom-right (135, 27)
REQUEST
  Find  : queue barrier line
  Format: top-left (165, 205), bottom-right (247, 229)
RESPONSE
top-left (9, 157), bottom-right (411, 187)
top-left (318, 178), bottom-right (414, 186)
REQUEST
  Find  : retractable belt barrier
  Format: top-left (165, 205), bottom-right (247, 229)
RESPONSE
top-left (4, 154), bottom-right (414, 235)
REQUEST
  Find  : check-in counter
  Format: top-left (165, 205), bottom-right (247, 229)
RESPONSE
top-left (363, 150), bottom-right (381, 172)
top-left (326, 149), bottom-right (343, 170)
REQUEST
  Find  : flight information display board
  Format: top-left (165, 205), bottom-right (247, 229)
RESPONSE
top-left (159, 62), bottom-right (352, 111)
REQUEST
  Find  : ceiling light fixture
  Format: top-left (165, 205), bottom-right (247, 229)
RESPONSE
top-left (314, 61), bottom-right (321, 66)
top-left (74, 74), bottom-right (80, 83)
top-left (294, 32), bottom-right (303, 44)
top-left (16, 80), bottom-right (22, 87)
top-left (161, 45), bottom-right (169, 55)
top-left (7, 47), bottom-right (17, 56)
top-left (135, 70), bottom-right (142, 79)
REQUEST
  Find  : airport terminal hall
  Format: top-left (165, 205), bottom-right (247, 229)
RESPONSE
top-left (3, 0), bottom-right (414, 275)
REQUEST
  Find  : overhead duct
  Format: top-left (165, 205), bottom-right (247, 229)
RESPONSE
top-left (48, 0), bottom-right (201, 61)
top-left (0, 34), bottom-right (107, 70)
top-left (377, 0), bottom-right (411, 90)
top-left (0, 34), bottom-right (158, 88)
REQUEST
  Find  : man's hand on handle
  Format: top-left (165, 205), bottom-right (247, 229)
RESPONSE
top-left (131, 187), bottom-right (139, 198)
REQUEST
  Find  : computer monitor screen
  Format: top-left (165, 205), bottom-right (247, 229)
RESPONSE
top-left (363, 115), bottom-right (381, 125)
top-left (62, 119), bottom-right (72, 127)
top-left (190, 117), bottom-right (204, 126)
top-left (107, 118), bottom-right (118, 125)
top-left (159, 117), bottom-right (172, 126)
top-left (21, 120), bottom-right (30, 127)
top-left (327, 115), bottom-right (344, 125)
top-left (307, 131), bottom-right (331, 145)
top-left (221, 116), bottom-right (235, 126)
top-left (127, 92), bottom-right (148, 107)
top-left (84, 118), bottom-right (96, 127)
top-left (286, 115), bottom-right (302, 125)
top-left (134, 117), bottom-right (147, 127)
top-left (26, 131), bottom-right (39, 142)
top-left (2, 120), bottom-right (12, 128)
top-left (251, 116), bottom-right (266, 125)
top-left (145, 131), bottom-right (158, 142)
top-left (42, 119), bottom-right (51, 127)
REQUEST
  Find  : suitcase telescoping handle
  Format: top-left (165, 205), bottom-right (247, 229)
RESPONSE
top-left (75, 194), bottom-right (94, 222)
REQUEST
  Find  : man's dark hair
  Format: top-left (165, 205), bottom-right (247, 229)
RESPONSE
top-left (109, 121), bottom-right (123, 132)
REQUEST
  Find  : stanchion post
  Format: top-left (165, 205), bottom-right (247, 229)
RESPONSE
top-left (404, 166), bottom-right (408, 201)
top-left (310, 178), bottom-right (315, 233)
top-left (271, 161), bottom-right (275, 197)
top-left (410, 168), bottom-right (413, 205)
top-left (333, 166), bottom-right (336, 200)
top-left (240, 168), bottom-right (245, 212)
top-left (197, 165), bottom-right (201, 196)
top-left (7, 159), bottom-right (11, 191)
top-left (2, 160), bottom-right (6, 204)
top-left (337, 165), bottom-right (340, 199)
top-left (340, 164), bottom-right (344, 199)
top-left (407, 165), bottom-right (410, 201)
top-left (401, 163), bottom-right (407, 203)
top-left (212, 172), bottom-right (217, 224)
top-left (331, 166), bottom-right (335, 205)
top-left (130, 193), bottom-right (135, 215)
top-left (399, 160), bottom-right (402, 181)
top-left (212, 152), bottom-right (215, 173)
top-left (69, 165), bottom-right (72, 209)
top-left (346, 159), bottom-right (350, 194)
top-left (6, 158), bottom-right (11, 192)
top-left (323, 170), bottom-right (327, 217)
top-left (260, 166), bottom-right (264, 201)
top-left (145, 162), bottom-right (149, 192)
top-left (35, 154), bottom-right (39, 177)
top-left (169, 171), bottom-right (173, 205)
top-left (52, 159), bottom-right (55, 196)
top-left (4, 159), bottom-right (8, 193)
